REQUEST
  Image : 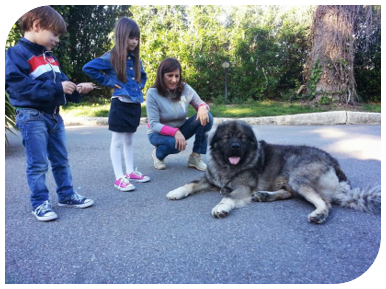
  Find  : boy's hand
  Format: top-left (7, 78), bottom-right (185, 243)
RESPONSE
top-left (76, 82), bottom-right (94, 94)
top-left (62, 81), bottom-right (77, 94)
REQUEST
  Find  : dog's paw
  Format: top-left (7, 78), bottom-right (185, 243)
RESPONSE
top-left (308, 212), bottom-right (328, 224)
top-left (252, 191), bottom-right (270, 202)
top-left (211, 198), bottom-right (235, 218)
top-left (166, 186), bottom-right (190, 200)
top-left (212, 205), bottom-right (229, 218)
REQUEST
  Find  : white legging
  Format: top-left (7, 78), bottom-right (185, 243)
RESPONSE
top-left (110, 132), bottom-right (134, 179)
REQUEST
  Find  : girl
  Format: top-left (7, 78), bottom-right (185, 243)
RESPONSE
top-left (83, 17), bottom-right (150, 192)
top-left (146, 58), bottom-right (213, 171)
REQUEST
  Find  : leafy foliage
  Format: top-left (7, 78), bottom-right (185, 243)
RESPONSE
top-left (132, 5), bottom-right (313, 103)
top-left (5, 92), bottom-right (18, 146)
top-left (51, 5), bottom-right (129, 96)
top-left (354, 6), bottom-right (381, 102)
top-left (307, 60), bottom-right (323, 99)
top-left (5, 5), bottom-right (381, 104)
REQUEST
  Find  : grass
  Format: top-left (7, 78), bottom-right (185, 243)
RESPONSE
top-left (360, 103), bottom-right (382, 113)
top-left (60, 97), bottom-right (381, 118)
top-left (204, 101), bottom-right (328, 117)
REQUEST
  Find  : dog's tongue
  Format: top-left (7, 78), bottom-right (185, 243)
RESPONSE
top-left (229, 157), bottom-right (240, 165)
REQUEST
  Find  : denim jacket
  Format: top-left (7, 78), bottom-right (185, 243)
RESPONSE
top-left (82, 51), bottom-right (147, 103)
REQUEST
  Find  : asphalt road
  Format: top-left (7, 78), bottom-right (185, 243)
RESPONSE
top-left (4, 123), bottom-right (382, 284)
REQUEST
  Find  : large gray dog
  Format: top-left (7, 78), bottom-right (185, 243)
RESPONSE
top-left (167, 120), bottom-right (381, 224)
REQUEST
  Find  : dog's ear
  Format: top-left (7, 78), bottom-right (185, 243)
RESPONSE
top-left (250, 132), bottom-right (258, 146)
top-left (209, 125), bottom-right (221, 148)
top-left (245, 124), bottom-right (258, 145)
top-left (257, 140), bottom-right (267, 152)
top-left (209, 130), bottom-right (220, 148)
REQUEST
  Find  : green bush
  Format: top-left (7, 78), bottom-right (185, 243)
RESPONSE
top-left (5, 92), bottom-right (18, 146)
top-left (5, 5), bottom-right (381, 104)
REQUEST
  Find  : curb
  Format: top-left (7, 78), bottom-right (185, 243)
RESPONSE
top-left (63, 111), bottom-right (381, 127)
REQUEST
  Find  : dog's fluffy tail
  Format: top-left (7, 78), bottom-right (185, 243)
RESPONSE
top-left (334, 182), bottom-right (381, 214)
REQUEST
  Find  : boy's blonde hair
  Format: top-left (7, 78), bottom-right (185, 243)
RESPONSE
top-left (19, 6), bottom-right (67, 36)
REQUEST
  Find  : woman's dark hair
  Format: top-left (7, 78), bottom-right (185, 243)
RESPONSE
top-left (110, 17), bottom-right (141, 83)
top-left (154, 58), bottom-right (184, 100)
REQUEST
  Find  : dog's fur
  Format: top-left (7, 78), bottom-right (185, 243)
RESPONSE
top-left (167, 120), bottom-right (381, 224)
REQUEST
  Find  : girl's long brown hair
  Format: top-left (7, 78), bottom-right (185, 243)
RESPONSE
top-left (110, 17), bottom-right (141, 83)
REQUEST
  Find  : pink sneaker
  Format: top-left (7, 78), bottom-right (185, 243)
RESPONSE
top-left (114, 177), bottom-right (135, 192)
top-left (125, 170), bottom-right (150, 183)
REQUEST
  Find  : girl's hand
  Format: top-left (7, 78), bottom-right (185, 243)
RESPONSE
top-left (114, 84), bottom-right (122, 89)
top-left (196, 105), bottom-right (209, 126)
top-left (174, 130), bottom-right (187, 151)
top-left (76, 82), bottom-right (94, 94)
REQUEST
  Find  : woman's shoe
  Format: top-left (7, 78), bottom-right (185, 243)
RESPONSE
top-left (187, 153), bottom-right (207, 171)
top-left (152, 148), bottom-right (166, 170)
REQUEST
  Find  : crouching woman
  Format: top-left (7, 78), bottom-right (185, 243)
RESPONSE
top-left (146, 58), bottom-right (213, 171)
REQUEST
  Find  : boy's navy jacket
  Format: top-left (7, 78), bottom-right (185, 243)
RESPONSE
top-left (5, 37), bottom-right (81, 114)
top-left (82, 51), bottom-right (147, 103)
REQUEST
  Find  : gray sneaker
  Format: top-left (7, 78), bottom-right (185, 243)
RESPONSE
top-left (152, 148), bottom-right (166, 170)
top-left (187, 153), bottom-right (207, 171)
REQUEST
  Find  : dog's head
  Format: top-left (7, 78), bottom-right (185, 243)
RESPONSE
top-left (209, 120), bottom-right (258, 167)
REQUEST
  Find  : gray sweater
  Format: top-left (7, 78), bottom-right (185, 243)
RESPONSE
top-left (146, 84), bottom-right (209, 136)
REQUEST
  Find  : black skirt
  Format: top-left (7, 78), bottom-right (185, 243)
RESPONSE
top-left (108, 98), bottom-right (141, 132)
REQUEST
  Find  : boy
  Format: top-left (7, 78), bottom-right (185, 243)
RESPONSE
top-left (5, 6), bottom-right (94, 221)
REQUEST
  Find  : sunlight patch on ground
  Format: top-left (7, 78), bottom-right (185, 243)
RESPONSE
top-left (312, 127), bottom-right (381, 161)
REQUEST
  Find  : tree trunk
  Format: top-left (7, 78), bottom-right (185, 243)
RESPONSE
top-left (305, 5), bottom-right (359, 104)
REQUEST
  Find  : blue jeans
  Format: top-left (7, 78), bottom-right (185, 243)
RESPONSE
top-left (148, 113), bottom-right (214, 160)
top-left (16, 109), bottom-right (75, 209)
